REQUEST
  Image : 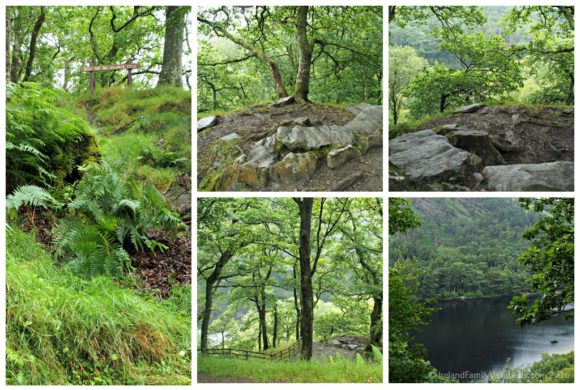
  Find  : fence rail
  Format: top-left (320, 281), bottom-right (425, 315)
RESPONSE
top-left (198, 341), bottom-right (301, 361)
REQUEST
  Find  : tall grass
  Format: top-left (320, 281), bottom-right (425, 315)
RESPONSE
top-left (197, 354), bottom-right (382, 383)
top-left (6, 228), bottom-right (191, 385)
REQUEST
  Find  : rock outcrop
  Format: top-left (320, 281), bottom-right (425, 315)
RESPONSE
top-left (219, 103), bottom-right (382, 190)
top-left (390, 130), bottom-right (481, 185)
top-left (389, 104), bottom-right (574, 191)
top-left (197, 116), bottom-right (217, 132)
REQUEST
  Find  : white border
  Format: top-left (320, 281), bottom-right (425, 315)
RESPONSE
top-left (0, 0), bottom-right (578, 389)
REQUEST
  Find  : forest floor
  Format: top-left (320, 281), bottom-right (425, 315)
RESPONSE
top-left (198, 103), bottom-right (382, 191)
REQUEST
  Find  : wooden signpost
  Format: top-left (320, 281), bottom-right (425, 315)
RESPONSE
top-left (81, 63), bottom-right (140, 96)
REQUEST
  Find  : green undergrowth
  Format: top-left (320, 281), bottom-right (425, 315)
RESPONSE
top-left (6, 82), bottom-right (99, 191)
top-left (197, 355), bottom-right (382, 383)
top-left (6, 228), bottom-right (191, 385)
top-left (86, 86), bottom-right (191, 190)
top-left (488, 351), bottom-right (574, 383)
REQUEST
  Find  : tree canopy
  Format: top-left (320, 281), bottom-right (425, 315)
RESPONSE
top-left (197, 6), bottom-right (382, 112)
top-left (389, 6), bottom-right (574, 125)
top-left (510, 198), bottom-right (574, 325)
top-left (6, 6), bottom-right (191, 90)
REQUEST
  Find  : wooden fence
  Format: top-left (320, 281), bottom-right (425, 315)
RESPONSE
top-left (198, 341), bottom-right (301, 361)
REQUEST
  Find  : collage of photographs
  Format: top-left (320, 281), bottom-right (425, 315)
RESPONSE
top-left (0, 0), bottom-right (576, 387)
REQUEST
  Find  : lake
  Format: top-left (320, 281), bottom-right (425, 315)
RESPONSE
top-left (414, 296), bottom-right (574, 382)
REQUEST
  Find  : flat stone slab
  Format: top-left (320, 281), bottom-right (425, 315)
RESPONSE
top-left (277, 124), bottom-right (354, 150)
top-left (327, 145), bottom-right (359, 169)
top-left (197, 116), bottom-right (217, 132)
top-left (221, 132), bottom-right (240, 142)
top-left (483, 161), bottom-right (574, 191)
top-left (341, 105), bottom-right (383, 136)
top-left (389, 130), bottom-right (474, 181)
top-left (454, 103), bottom-right (483, 114)
top-left (271, 96), bottom-right (294, 107)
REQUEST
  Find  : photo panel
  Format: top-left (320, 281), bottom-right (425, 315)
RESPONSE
top-left (5, 5), bottom-right (192, 385)
top-left (388, 6), bottom-right (574, 192)
top-left (197, 197), bottom-right (383, 383)
top-left (197, 5), bottom-right (384, 192)
top-left (388, 197), bottom-right (574, 383)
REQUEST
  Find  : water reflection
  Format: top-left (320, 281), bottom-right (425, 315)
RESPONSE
top-left (414, 296), bottom-right (574, 382)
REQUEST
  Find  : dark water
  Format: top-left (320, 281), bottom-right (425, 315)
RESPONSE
top-left (415, 296), bottom-right (574, 382)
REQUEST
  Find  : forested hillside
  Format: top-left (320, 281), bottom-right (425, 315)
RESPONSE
top-left (389, 198), bottom-right (538, 298)
top-left (198, 198), bottom-right (383, 383)
top-left (388, 6), bottom-right (574, 191)
top-left (6, 6), bottom-right (192, 385)
top-left (197, 6), bottom-right (383, 192)
top-left (389, 198), bottom-right (574, 383)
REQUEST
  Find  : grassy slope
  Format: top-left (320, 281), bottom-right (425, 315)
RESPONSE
top-left (91, 86), bottom-right (191, 191)
top-left (6, 228), bottom-right (191, 385)
top-left (198, 355), bottom-right (382, 383)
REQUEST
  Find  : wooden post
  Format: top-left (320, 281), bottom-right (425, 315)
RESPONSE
top-left (89, 70), bottom-right (95, 96)
top-left (127, 68), bottom-right (133, 88)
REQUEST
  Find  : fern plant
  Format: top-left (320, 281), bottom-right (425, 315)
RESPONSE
top-left (6, 82), bottom-right (99, 192)
top-left (53, 162), bottom-right (184, 278)
top-left (6, 185), bottom-right (62, 227)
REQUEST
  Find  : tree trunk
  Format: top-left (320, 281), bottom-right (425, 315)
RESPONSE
top-left (10, 12), bottom-right (23, 82)
top-left (6, 8), bottom-right (12, 82)
top-left (296, 198), bottom-right (314, 360)
top-left (294, 6), bottom-right (312, 103)
top-left (293, 261), bottom-right (301, 341)
top-left (199, 250), bottom-right (233, 353)
top-left (273, 304), bottom-right (278, 348)
top-left (23, 6), bottom-right (46, 82)
top-left (198, 16), bottom-right (288, 98)
top-left (260, 304), bottom-right (269, 350)
top-left (367, 292), bottom-right (383, 352)
top-left (157, 6), bottom-right (188, 87)
top-left (439, 93), bottom-right (449, 113)
top-left (258, 319), bottom-right (262, 351)
top-left (200, 280), bottom-right (215, 354)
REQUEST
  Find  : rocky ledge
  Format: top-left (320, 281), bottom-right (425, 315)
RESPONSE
top-left (201, 102), bottom-right (382, 191)
top-left (389, 104), bottom-right (574, 191)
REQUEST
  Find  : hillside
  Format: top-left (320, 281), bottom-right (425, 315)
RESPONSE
top-left (389, 198), bottom-right (538, 299)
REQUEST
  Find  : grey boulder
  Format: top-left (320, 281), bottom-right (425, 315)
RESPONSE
top-left (483, 161), bottom-right (574, 191)
top-left (389, 130), bottom-right (481, 182)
